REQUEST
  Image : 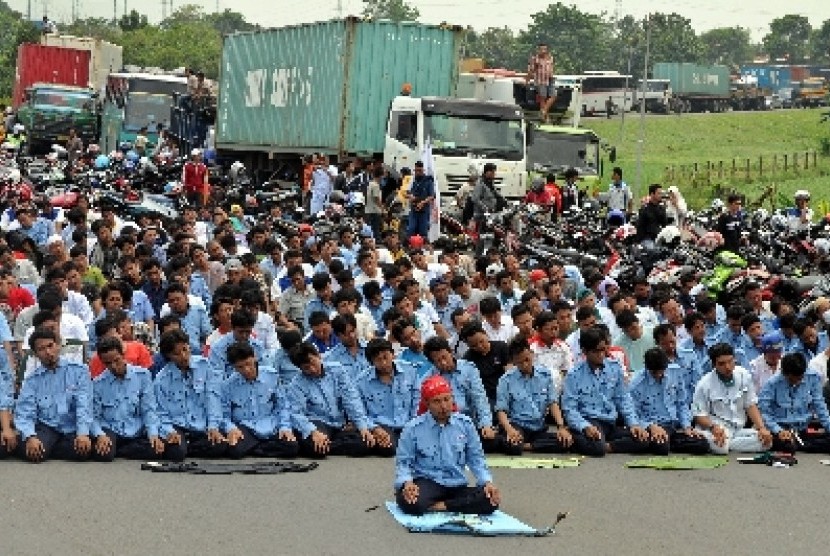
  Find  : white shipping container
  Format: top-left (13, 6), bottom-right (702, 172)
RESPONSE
top-left (40, 34), bottom-right (123, 93)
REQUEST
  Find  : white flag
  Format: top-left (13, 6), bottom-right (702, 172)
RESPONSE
top-left (422, 138), bottom-right (441, 243)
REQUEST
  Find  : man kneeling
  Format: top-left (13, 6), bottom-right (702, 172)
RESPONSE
top-left (395, 375), bottom-right (501, 516)
top-left (221, 342), bottom-right (299, 459)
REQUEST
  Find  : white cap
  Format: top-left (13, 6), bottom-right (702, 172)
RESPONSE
top-left (191, 148), bottom-right (202, 157)
top-left (690, 284), bottom-right (707, 297)
top-left (486, 263), bottom-right (502, 277)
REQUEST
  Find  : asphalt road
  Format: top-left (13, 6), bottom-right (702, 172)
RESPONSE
top-left (1, 452), bottom-right (828, 555)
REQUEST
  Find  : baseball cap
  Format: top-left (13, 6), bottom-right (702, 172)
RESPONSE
top-left (225, 258), bottom-right (243, 272)
top-left (429, 277), bottom-right (447, 290)
top-left (760, 332), bottom-right (783, 353)
top-left (486, 263), bottom-right (502, 278)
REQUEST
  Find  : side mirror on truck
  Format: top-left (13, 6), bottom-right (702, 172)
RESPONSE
top-left (525, 122), bottom-right (534, 146)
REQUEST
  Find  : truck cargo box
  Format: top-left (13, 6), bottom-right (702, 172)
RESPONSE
top-left (41, 34), bottom-right (123, 93)
top-left (13, 44), bottom-right (91, 108)
top-left (216, 18), bottom-right (464, 155)
top-left (652, 62), bottom-right (729, 97)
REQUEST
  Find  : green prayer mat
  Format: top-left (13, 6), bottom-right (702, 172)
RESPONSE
top-left (625, 456), bottom-right (729, 470)
top-left (486, 456), bottom-right (583, 469)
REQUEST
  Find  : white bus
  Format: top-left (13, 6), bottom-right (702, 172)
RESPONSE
top-left (554, 71), bottom-right (634, 116)
top-left (633, 79), bottom-right (672, 113)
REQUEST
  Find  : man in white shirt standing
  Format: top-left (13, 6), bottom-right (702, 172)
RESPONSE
top-left (607, 166), bottom-right (633, 216)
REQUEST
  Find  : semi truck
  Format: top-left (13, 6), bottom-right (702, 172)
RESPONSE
top-left (653, 62), bottom-right (731, 113)
top-left (208, 18), bottom-right (529, 199)
top-left (16, 83), bottom-right (100, 153)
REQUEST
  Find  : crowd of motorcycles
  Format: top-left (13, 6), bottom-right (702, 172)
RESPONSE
top-left (1, 141), bottom-right (830, 317)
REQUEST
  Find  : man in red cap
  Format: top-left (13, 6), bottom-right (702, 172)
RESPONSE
top-left (394, 375), bottom-right (501, 515)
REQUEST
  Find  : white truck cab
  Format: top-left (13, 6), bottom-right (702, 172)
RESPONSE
top-left (384, 95), bottom-right (527, 200)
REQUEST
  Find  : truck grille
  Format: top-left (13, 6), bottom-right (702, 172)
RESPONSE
top-left (444, 175), bottom-right (503, 194)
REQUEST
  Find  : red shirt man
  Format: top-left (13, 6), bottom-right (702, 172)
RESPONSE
top-left (182, 149), bottom-right (209, 205)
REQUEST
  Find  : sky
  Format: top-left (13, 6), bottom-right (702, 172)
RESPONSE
top-left (9, 0), bottom-right (830, 41)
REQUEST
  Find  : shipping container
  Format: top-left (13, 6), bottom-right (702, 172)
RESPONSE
top-left (652, 62), bottom-right (730, 96)
top-left (41, 34), bottom-right (123, 93)
top-left (216, 18), bottom-right (463, 155)
top-left (790, 65), bottom-right (809, 82)
top-left (12, 44), bottom-right (91, 108)
top-left (739, 65), bottom-right (792, 93)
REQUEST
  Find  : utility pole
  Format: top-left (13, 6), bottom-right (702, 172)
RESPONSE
top-left (112, 0), bottom-right (117, 23)
top-left (636, 14), bottom-right (650, 198)
top-left (161, 0), bottom-right (167, 20)
top-left (27, 0), bottom-right (32, 20)
top-left (614, 0), bottom-right (622, 22)
top-left (215, 0), bottom-right (220, 13)
top-left (124, 0), bottom-right (128, 16)
top-left (336, 0), bottom-right (343, 18)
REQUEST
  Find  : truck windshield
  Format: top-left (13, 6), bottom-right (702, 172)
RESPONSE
top-left (33, 91), bottom-right (93, 110)
top-left (528, 132), bottom-right (599, 175)
top-left (423, 114), bottom-right (524, 160)
top-left (124, 92), bottom-right (171, 130)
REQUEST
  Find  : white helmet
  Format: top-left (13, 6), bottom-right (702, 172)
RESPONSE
top-left (12, 123), bottom-right (24, 134)
top-left (7, 168), bottom-right (22, 184)
top-left (711, 199), bottom-right (724, 213)
top-left (815, 238), bottom-right (830, 257)
top-left (795, 189), bottom-right (810, 202)
top-left (770, 213), bottom-right (788, 232)
top-left (656, 225), bottom-right (681, 247)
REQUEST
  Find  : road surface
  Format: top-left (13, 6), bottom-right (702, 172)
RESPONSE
top-left (1, 453), bottom-right (826, 555)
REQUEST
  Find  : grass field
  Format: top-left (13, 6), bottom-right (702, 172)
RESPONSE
top-left (585, 108), bottom-right (830, 209)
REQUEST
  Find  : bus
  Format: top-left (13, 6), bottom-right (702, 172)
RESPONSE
top-left (100, 72), bottom-right (188, 153)
top-left (554, 71), bottom-right (634, 116)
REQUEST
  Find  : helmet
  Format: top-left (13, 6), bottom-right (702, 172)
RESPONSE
top-left (531, 177), bottom-right (545, 191)
top-left (769, 213), bottom-right (788, 232)
top-left (88, 144), bottom-right (100, 155)
top-left (696, 231), bottom-right (724, 251)
top-left (119, 141), bottom-right (133, 153)
top-left (94, 154), bottom-right (110, 170)
top-left (711, 199), bottom-right (724, 213)
top-left (655, 225), bottom-right (681, 247)
top-left (795, 189), bottom-right (810, 202)
top-left (328, 190), bottom-right (346, 204)
top-left (7, 168), bottom-right (21, 184)
top-left (752, 208), bottom-right (769, 227)
top-left (606, 209), bottom-right (626, 227)
top-left (125, 150), bottom-right (140, 163)
top-left (191, 148), bottom-right (202, 157)
top-left (814, 238), bottom-right (830, 257)
top-left (350, 191), bottom-right (365, 207)
top-left (12, 123), bottom-right (24, 134)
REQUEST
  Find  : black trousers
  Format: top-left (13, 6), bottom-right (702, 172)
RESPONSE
top-left (771, 429), bottom-right (830, 454)
top-left (396, 478), bottom-right (498, 516)
top-left (372, 425), bottom-right (401, 458)
top-left (91, 430), bottom-right (164, 462)
top-left (501, 422), bottom-right (569, 455)
top-left (161, 427), bottom-right (229, 462)
top-left (648, 425), bottom-right (711, 456)
top-left (226, 424), bottom-right (299, 459)
top-left (297, 421), bottom-right (371, 458)
top-left (570, 419), bottom-right (651, 457)
top-left (14, 423), bottom-right (91, 463)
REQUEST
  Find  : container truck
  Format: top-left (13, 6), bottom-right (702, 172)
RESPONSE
top-left (652, 62), bottom-right (731, 113)
top-left (40, 34), bottom-right (123, 94)
top-left (12, 43), bottom-right (91, 108)
top-left (211, 18), bottom-right (530, 199)
top-left (16, 83), bottom-right (100, 153)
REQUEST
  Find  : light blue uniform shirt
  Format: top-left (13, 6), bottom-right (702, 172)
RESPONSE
top-left (758, 371), bottom-right (830, 433)
top-left (433, 295), bottom-right (464, 332)
top-left (170, 305), bottom-right (212, 353)
top-left (427, 360), bottom-right (493, 429)
top-left (394, 412), bottom-right (492, 489)
top-left (287, 363), bottom-right (369, 438)
top-left (91, 365), bottom-right (160, 439)
top-left (355, 361), bottom-right (420, 429)
top-left (190, 273), bottom-right (213, 310)
top-left (494, 366), bottom-right (556, 432)
top-left (208, 333), bottom-right (269, 379)
top-left (0, 312), bottom-right (13, 371)
top-left (399, 348), bottom-right (433, 380)
top-left (628, 368), bottom-right (692, 429)
top-left (323, 341), bottom-right (372, 377)
top-left (154, 356), bottom-right (223, 437)
top-left (14, 359), bottom-right (93, 438)
top-left (272, 348), bottom-right (301, 385)
top-left (561, 358), bottom-right (641, 431)
top-left (220, 366), bottom-right (291, 437)
top-left (131, 290), bottom-right (155, 323)
top-left (20, 219), bottom-right (50, 247)
top-left (669, 348), bottom-right (706, 403)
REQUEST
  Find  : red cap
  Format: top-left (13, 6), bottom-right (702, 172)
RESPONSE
top-left (409, 235), bottom-right (425, 249)
top-left (298, 223), bottom-right (313, 233)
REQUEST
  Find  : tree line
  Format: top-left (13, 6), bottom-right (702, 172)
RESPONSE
top-left (0, 0), bottom-right (828, 100)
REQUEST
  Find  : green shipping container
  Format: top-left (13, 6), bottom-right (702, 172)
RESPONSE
top-left (216, 18), bottom-right (464, 155)
top-left (652, 62), bottom-right (730, 97)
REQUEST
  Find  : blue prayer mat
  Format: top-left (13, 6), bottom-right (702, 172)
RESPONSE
top-left (385, 501), bottom-right (561, 537)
